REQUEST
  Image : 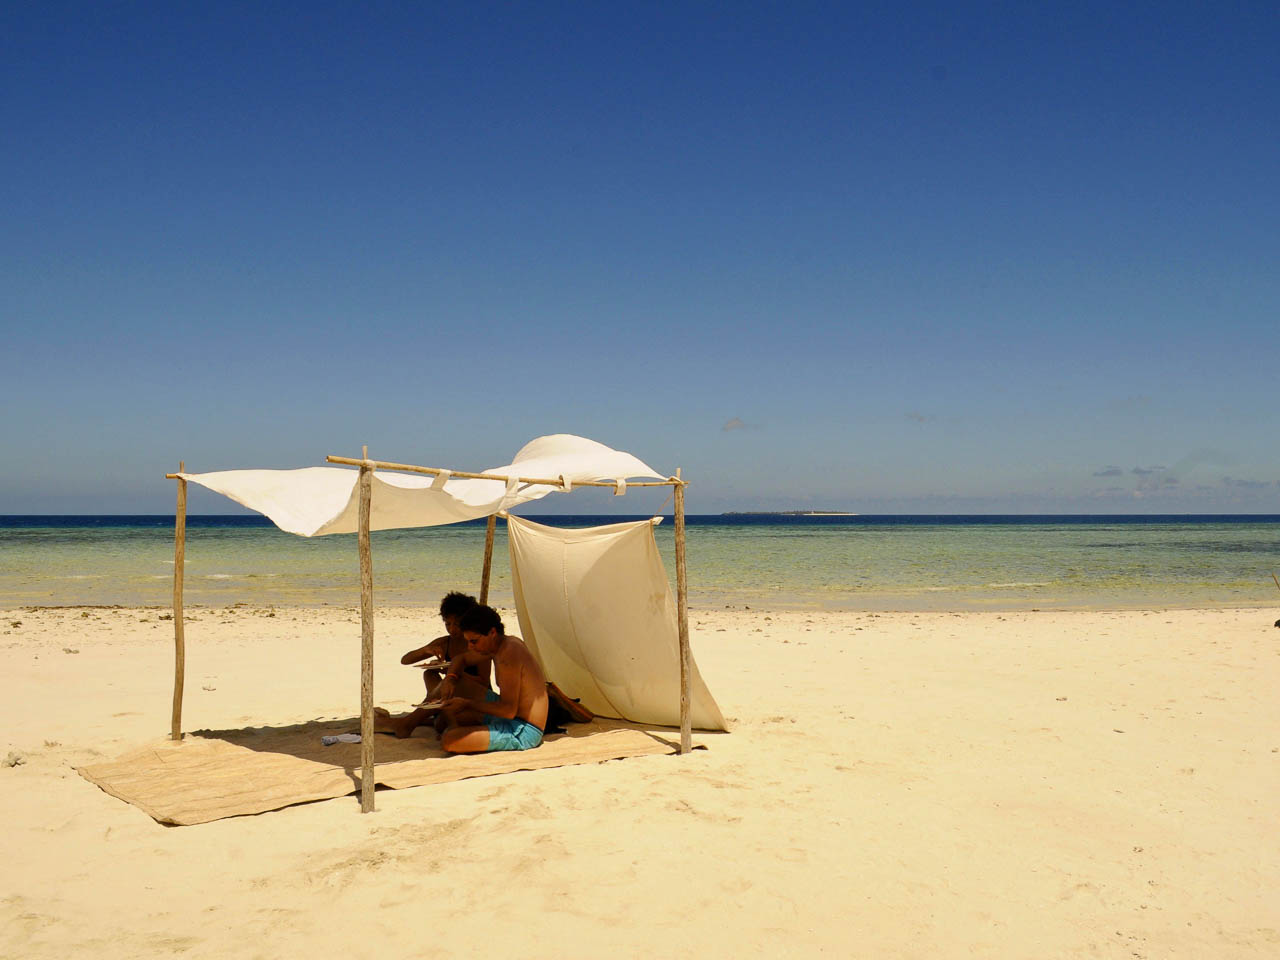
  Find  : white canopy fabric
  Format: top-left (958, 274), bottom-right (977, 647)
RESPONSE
top-left (508, 515), bottom-right (727, 731)
top-left (178, 435), bottom-right (664, 537)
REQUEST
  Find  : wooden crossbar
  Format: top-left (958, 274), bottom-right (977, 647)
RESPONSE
top-left (324, 455), bottom-right (682, 488)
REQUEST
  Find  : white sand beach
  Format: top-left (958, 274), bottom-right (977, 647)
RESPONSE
top-left (2, 604), bottom-right (1277, 959)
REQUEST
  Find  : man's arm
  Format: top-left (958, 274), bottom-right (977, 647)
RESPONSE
top-left (401, 635), bottom-right (448, 665)
top-left (436, 650), bottom-right (492, 698)
top-left (445, 654), bottom-right (522, 720)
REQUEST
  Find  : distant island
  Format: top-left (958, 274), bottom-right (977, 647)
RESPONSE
top-left (721, 510), bottom-right (859, 516)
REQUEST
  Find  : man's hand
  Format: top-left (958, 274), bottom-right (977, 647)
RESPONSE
top-left (440, 697), bottom-right (469, 713)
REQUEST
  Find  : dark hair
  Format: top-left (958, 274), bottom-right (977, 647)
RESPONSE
top-left (439, 591), bottom-right (478, 619)
top-left (459, 604), bottom-right (503, 637)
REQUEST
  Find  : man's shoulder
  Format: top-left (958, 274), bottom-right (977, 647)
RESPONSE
top-left (498, 634), bottom-right (532, 657)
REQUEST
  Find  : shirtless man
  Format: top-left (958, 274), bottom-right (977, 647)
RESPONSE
top-left (434, 604), bottom-right (548, 753)
top-left (375, 592), bottom-right (493, 739)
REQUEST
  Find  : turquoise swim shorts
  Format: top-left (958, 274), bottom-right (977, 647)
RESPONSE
top-left (481, 691), bottom-right (544, 751)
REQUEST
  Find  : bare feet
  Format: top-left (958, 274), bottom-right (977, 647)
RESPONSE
top-left (372, 707), bottom-right (397, 733)
top-left (373, 706), bottom-right (425, 739)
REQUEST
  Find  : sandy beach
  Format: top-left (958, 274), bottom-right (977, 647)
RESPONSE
top-left (2, 603), bottom-right (1277, 959)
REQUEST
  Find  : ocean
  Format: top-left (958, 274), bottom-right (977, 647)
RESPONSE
top-left (2, 515), bottom-right (1278, 611)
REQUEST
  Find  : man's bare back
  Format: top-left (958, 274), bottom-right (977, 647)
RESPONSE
top-left (486, 633), bottom-right (549, 730)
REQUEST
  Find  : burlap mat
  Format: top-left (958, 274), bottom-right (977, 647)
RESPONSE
top-left (79, 717), bottom-right (681, 825)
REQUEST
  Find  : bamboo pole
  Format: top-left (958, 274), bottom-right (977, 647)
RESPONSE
top-left (358, 448), bottom-right (376, 813)
top-left (479, 513), bottom-right (497, 605)
top-left (325, 454), bottom-right (676, 488)
top-left (171, 462), bottom-right (187, 741)
top-left (674, 468), bottom-right (691, 755)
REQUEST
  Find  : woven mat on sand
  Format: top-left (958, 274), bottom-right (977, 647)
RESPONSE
top-left (79, 717), bottom-right (680, 825)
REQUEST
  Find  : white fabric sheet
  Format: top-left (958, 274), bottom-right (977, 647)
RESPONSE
top-left (179, 435), bottom-right (664, 537)
top-left (508, 515), bottom-right (727, 731)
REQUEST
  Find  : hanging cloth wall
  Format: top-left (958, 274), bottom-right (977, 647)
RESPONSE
top-left (507, 515), bottom-right (727, 731)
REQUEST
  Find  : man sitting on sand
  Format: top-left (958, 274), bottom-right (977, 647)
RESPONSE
top-left (377, 604), bottom-right (548, 752)
top-left (436, 604), bottom-right (549, 753)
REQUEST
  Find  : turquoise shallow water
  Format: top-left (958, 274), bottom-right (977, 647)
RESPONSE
top-left (697, 519), bottom-right (1280, 609)
top-left (1, 515), bottom-right (1278, 611)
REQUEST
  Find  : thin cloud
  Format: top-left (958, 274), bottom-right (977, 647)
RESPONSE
top-left (1131, 449), bottom-right (1239, 496)
top-left (1117, 464), bottom-right (1180, 495)
top-left (722, 417), bottom-right (760, 432)
top-left (1222, 476), bottom-right (1273, 490)
top-left (1093, 466), bottom-right (1123, 477)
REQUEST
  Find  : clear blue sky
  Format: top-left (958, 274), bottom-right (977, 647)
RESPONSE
top-left (2, 1), bottom-right (1277, 514)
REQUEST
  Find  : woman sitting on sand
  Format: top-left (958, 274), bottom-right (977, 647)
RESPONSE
top-left (399, 591), bottom-right (493, 700)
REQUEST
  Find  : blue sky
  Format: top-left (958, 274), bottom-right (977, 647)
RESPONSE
top-left (2, 1), bottom-right (1277, 514)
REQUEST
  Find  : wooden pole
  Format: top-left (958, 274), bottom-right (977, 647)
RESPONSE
top-left (674, 468), bottom-right (691, 755)
top-left (171, 462), bottom-right (187, 741)
top-left (358, 448), bottom-right (376, 813)
top-left (325, 454), bottom-right (675, 488)
top-left (479, 513), bottom-right (497, 605)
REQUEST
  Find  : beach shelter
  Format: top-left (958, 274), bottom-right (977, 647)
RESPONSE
top-left (164, 435), bottom-right (720, 812)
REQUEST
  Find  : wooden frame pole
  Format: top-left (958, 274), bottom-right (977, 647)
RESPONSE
top-left (674, 468), bottom-right (691, 755)
top-left (326, 454), bottom-right (675, 488)
top-left (358, 449), bottom-right (376, 812)
top-left (479, 513), bottom-right (497, 605)
top-left (171, 462), bottom-right (187, 741)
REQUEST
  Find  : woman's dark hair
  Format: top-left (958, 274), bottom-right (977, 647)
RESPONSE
top-left (459, 604), bottom-right (503, 637)
top-left (439, 591), bottom-right (478, 619)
